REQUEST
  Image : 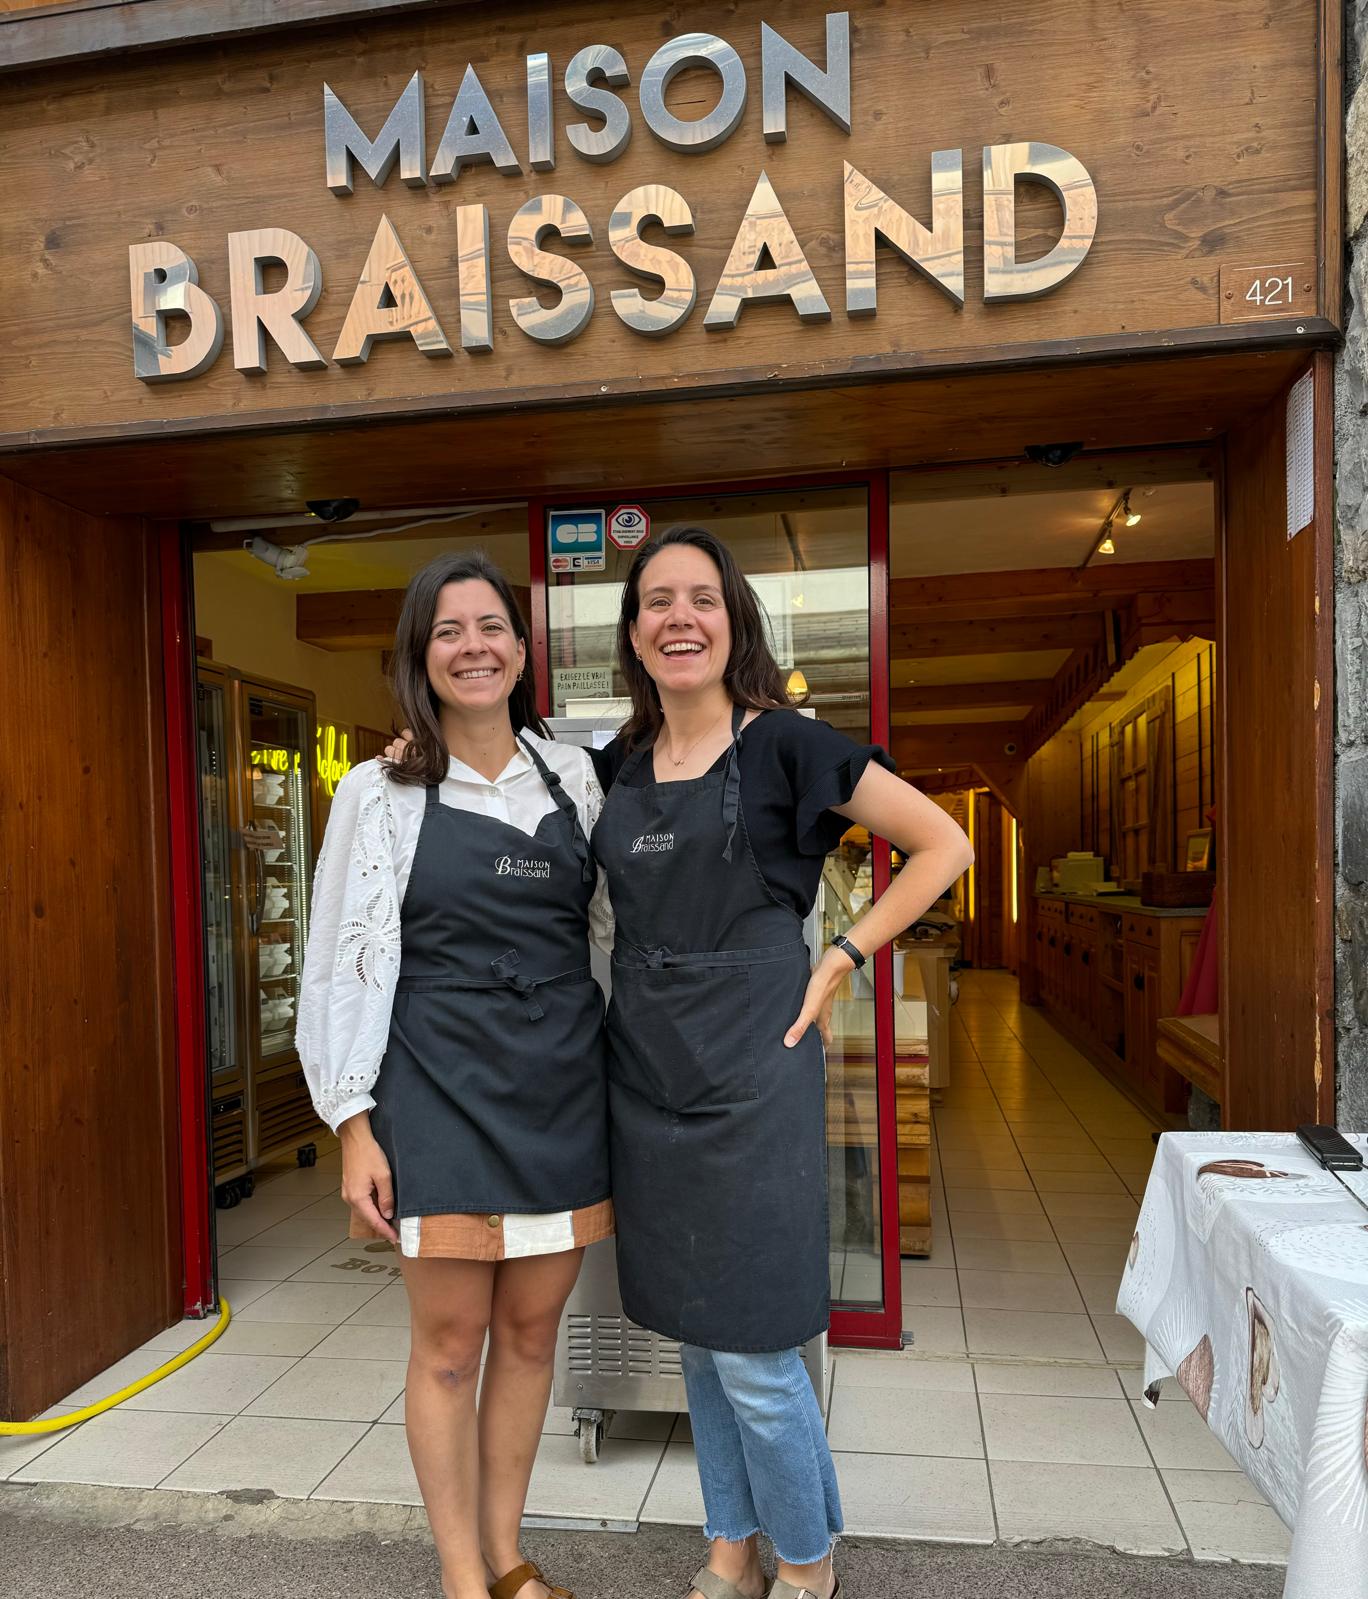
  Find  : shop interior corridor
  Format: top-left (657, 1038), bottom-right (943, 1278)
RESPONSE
top-left (0, 976), bottom-right (1288, 1567)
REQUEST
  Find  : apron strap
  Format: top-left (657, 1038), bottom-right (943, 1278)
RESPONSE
top-left (613, 736), bottom-right (653, 787)
top-left (424, 783), bottom-right (442, 812)
top-left (516, 735), bottom-right (594, 884)
top-left (721, 702), bottom-right (745, 864)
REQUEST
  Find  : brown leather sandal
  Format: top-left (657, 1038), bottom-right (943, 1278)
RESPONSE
top-left (488, 1561), bottom-right (573, 1599)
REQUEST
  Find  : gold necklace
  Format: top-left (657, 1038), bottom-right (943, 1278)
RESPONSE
top-left (665, 704), bottom-right (732, 767)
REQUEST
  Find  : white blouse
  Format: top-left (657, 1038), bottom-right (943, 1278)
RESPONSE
top-left (296, 733), bottom-right (613, 1134)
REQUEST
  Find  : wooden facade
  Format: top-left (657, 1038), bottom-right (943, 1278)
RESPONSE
top-left (0, 0), bottom-right (1346, 1414)
top-left (0, 478), bottom-right (181, 1419)
top-left (0, 0), bottom-right (1338, 449)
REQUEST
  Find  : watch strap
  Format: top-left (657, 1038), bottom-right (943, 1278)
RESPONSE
top-left (831, 933), bottom-right (866, 969)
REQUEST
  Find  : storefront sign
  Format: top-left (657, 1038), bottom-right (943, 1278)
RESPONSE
top-left (126, 11), bottom-right (1098, 384)
top-left (609, 505), bottom-right (651, 549)
top-left (555, 665), bottom-right (615, 701)
top-left (0, 0), bottom-right (1325, 444)
top-left (548, 507), bottom-right (607, 572)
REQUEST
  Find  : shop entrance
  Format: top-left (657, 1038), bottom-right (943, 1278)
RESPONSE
top-left (189, 477), bottom-right (903, 1349)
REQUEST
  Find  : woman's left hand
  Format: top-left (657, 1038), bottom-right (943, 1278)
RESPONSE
top-left (784, 946), bottom-right (855, 1049)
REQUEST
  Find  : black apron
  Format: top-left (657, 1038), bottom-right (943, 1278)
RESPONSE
top-left (371, 738), bottom-right (609, 1217)
top-left (595, 706), bottom-right (828, 1352)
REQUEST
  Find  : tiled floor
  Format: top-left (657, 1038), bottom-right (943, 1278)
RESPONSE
top-left (2, 972), bottom-right (1291, 1565)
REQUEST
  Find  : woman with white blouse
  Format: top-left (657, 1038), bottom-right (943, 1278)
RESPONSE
top-left (297, 551), bottom-right (611, 1599)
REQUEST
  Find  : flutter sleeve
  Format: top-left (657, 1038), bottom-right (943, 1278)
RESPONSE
top-left (781, 713), bottom-right (897, 856)
top-left (295, 761), bottom-right (403, 1133)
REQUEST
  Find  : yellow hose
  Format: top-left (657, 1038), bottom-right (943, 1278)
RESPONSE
top-left (0, 1297), bottom-right (232, 1436)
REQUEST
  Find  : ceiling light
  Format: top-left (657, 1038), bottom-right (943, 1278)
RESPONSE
top-left (792, 592), bottom-right (805, 608)
top-left (1097, 534), bottom-right (1116, 556)
top-left (787, 669), bottom-right (809, 697)
top-left (1122, 490), bottom-right (1142, 527)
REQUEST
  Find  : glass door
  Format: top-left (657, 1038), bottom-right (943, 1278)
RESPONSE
top-left (197, 670), bottom-right (240, 1091)
top-left (242, 686), bottom-right (314, 1078)
top-left (540, 480), bottom-right (899, 1343)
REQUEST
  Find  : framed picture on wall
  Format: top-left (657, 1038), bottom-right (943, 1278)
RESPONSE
top-left (1184, 827), bottom-right (1214, 872)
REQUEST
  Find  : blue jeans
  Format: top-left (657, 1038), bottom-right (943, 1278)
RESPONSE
top-left (680, 1343), bottom-right (843, 1566)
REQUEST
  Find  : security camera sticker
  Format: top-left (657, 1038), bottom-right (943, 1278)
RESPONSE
top-left (608, 504), bottom-right (651, 550)
top-left (547, 508), bottom-right (606, 573)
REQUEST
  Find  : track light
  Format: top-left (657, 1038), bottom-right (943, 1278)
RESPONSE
top-left (1122, 490), bottom-right (1142, 527)
top-left (1096, 532), bottom-right (1116, 556)
top-left (787, 669), bottom-right (809, 697)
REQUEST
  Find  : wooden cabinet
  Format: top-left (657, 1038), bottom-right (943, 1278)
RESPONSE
top-left (1036, 895), bottom-right (1206, 1118)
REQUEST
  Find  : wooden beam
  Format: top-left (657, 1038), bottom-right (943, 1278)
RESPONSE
top-left (893, 615), bottom-right (1102, 659)
top-left (891, 680), bottom-right (1048, 714)
top-left (1126, 587), bottom-right (1217, 649)
top-left (911, 766), bottom-right (980, 794)
top-left (297, 589), bottom-right (402, 651)
top-left (890, 560), bottom-right (1214, 625)
top-left (891, 722), bottom-right (1027, 768)
top-left (1020, 637), bottom-right (1120, 758)
top-left (297, 584), bottom-right (532, 651)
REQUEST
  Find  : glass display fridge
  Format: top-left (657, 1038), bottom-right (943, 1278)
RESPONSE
top-left (196, 662), bottom-right (323, 1205)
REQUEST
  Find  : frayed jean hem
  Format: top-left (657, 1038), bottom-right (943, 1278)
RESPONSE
top-left (702, 1521), bottom-right (763, 1546)
top-left (770, 1531), bottom-right (841, 1567)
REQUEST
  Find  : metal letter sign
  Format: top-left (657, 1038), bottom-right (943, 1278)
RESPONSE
top-left (609, 505), bottom-right (651, 549)
top-left (127, 14), bottom-right (1107, 385)
top-left (548, 508), bottom-right (607, 573)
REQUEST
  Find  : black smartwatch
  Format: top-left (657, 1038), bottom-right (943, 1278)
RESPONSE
top-left (830, 933), bottom-right (866, 969)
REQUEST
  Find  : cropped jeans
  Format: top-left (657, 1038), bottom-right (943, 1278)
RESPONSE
top-left (680, 1343), bottom-right (843, 1566)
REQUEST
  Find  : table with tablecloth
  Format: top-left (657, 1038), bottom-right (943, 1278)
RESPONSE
top-left (1118, 1131), bottom-right (1368, 1595)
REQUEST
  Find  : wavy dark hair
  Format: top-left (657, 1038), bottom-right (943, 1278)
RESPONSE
top-left (386, 550), bottom-right (548, 787)
top-left (616, 524), bottom-right (799, 748)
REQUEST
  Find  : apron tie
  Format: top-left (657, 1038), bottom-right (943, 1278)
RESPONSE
top-left (490, 948), bottom-right (545, 1021)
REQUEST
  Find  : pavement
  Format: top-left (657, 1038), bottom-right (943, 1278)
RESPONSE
top-left (0, 1482), bottom-right (1285, 1599)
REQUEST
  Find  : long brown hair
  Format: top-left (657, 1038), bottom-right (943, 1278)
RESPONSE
top-left (616, 524), bottom-right (797, 748)
top-left (386, 550), bottom-right (548, 787)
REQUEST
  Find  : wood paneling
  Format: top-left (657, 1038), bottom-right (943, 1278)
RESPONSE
top-left (0, 347), bottom-right (1311, 522)
top-left (1220, 357), bottom-right (1335, 1129)
top-left (0, 475), bottom-right (180, 1419)
top-left (1019, 733), bottom-right (1081, 1004)
top-left (0, 0), bottom-right (1329, 446)
top-left (890, 561), bottom-right (1213, 626)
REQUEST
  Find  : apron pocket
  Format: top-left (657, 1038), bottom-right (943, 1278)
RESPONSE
top-left (609, 964), bottom-right (758, 1113)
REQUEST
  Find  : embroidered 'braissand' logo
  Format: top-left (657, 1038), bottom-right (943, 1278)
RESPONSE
top-left (630, 832), bottom-right (675, 854)
top-left (495, 855), bottom-right (551, 878)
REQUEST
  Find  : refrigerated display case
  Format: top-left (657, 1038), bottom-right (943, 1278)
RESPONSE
top-left (197, 663), bottom-right (324, 1204)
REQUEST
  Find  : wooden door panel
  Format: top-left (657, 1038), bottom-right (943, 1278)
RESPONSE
top-left (1220, 356), bottom-right (1335, 1129)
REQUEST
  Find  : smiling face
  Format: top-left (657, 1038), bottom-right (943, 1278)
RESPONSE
top-left (629, 543), bottom-right (733, 698)
top-left (425, 578), bottom-right (525, 717)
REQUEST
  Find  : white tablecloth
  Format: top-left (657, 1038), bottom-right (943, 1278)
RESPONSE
top-left (1118, 1132), bottom-right (1368, 1596)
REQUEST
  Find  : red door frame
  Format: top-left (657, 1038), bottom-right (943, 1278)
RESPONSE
top-left (529, 471), bottom-right (902, 1350)
top-left (161, 524), bottom-right (216, 1318)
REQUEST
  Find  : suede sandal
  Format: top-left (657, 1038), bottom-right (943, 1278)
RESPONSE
top-left (686, 1569), bottom-right (766, 1599)
top-left (766, 1578), bottom-right (842, 1599)
top-left (488, 1560), bottom-right (573, 1599)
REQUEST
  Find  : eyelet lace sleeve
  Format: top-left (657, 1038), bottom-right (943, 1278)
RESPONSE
top-left (582, 757), bottom-right (616, 955)
top-left (295, 761), bottom-right (402, 1132)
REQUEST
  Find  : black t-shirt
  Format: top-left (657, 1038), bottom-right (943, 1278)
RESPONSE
top-left (592, 709), bottom-right (895, 918)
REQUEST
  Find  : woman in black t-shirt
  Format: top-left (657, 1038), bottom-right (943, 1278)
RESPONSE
top-left (592, 525), bottom-right (973, 1599)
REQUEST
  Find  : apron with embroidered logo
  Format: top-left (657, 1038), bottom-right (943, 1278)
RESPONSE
top-left (594, 706), bottom-right (828, 1351)
top-left (371, 738), bottom-right (609, 1216)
